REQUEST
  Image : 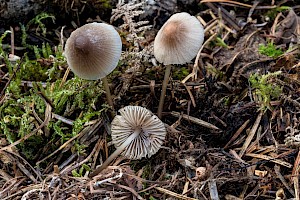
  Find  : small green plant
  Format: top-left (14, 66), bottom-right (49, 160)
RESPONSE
top-left (265, 6), bottom-right (290, 21)
top-left (249, 71), bottom-right (282, 111)
top-left (258, 42), bottom-right (283, 58)
top-left (215, 36), bottom-right (229, 48)
top-left (173, 67), bottom-right (189, 80)
top-left (26, 12), bottom-right (55, 36)
top-left (71, 164), bottom-right (91, 177)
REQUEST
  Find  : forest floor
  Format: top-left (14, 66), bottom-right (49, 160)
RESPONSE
top-left (0, 0), bottom-right (300, 199)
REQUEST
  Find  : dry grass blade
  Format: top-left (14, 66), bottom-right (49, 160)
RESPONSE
top-left (2, 149), bottom-right (42, 181)
top-left (155, 187), bottom-right (198, 200)
top-left (117, 184), bottom-right (144, 200)
top-left (245, 153), bottom-right (293, 168)
top-left (182, 33), bottom-right (217, 83)
top-left (60, 122), bottom-right (103, 175)
top-left (171, 111), bottom-right (220, 130)
top-left (182, 83), bottom-right (196, 107)
top-left (37, 119), bottom-right (102, 165)
top-left (274, 165), bottom-right (295, 196)
top-left (0, 169), bottom-right (12, 181)
top-left (224, 119), bottom-right (250, 149)
top-left (239, 111), bottom-right (263, 157)
top-left (203, 2), bottom-right (241, 31)
top-left (21, 188), bottom-right (48, 200)
top-left (200, 0), bottom-right (252, 8)
top-left (292, 150), bottom-right (300, 199)
top-left (2, 183), bottom-right (44, 200)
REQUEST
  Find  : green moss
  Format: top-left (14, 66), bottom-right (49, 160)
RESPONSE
top-left (0, 16), bottom-right (107, 161)
top-left (71, 164), bottom-right (91, 177)
top-left (97, 0), bottom-right (112, 9)
top-left (258, 42), bottom-right (283, 58)
top-left (26, 12), bottom-right (56, 37)
top-left (249, 71), bottom-right (282, 111)
top-left (173, 67), bottom-right (189, 80)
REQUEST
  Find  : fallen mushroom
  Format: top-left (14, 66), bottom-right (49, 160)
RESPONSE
top-left (64, 22), bottom-right (122, 111)
top-left (89, 105), bottom-right (166, 177)
top-left (154, 12), bottom-right (204, 118)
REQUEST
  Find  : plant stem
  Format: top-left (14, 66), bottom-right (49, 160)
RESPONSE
top-left (157, 64), bottom-right (172, 119)
top-left (89, 128), bottom-right (140, 178)
top-left (102, 76), bottom-right (115, 116)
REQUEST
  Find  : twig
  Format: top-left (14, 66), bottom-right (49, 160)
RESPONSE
top-left (182, 83), bottom-right (196, 107)
top-left (292, 149), bottom-right (300, 199)
top-left (245, 153), bottom-right (292, 168)
top-left (155, 186), bottom-right (198, 200)
top-left (204, 2), bottom-right (241, 31)
top-left (274, 165), bottom-right (295, 196)
top-left (200, 0), bottom-right (253, 8)
top-left (59, 67), bottom-right (70, 88)
top-left (60, 133), bottom-right (104, 175)
top-left (171, 111), bottom-right (220, 130)
top-left (117, 184), bottom-right (144, 200)
top-left (183, 33), bottom-right (217, 83)
top-left (2, 183), bottom-right (44, 200)
top-left (208, 179), bottom-right (220, 200)
top-left (52, 113), bottom-right (74, 125)
top-left (3, 150), bottom-right (43, 182)
top-left (21, 189), bottom-right (48, 200)
top-left (37, 119), bottom-right (102, 165)
top-left (239, 111), bottom-right (263, 157)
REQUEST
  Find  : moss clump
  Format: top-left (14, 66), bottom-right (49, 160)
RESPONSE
top-left (0, 23), bottom-right (107, 161)
top-left (173, 67), bottom-right (189, 80)
top-left (249, 71), bottom-right (282, 111)
top-left (258, 42), bottom-right (283, 58)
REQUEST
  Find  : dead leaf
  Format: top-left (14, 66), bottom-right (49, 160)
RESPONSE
top-left (274, 9), bottom-right (300, 44)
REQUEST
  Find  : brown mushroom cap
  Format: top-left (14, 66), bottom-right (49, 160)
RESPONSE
top-left (64, 22), bottom-right (122, 80)
top-left (154, 12), bottom-right (204, 65)
top-left (111, 106), bottom-right (166, 159)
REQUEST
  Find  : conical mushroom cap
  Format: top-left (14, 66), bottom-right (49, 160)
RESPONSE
top-left (64, 22), bottom-right (122, 80)
top-left (154, 12), bottom-right (204, 65)
top-left (111, 106), bottom-right (166, 159)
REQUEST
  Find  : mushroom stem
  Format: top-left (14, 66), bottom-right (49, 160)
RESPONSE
top-left (89, 128), bottom-right (141, 178)
top-left (157, 64), bottom-right (172, 119)
top-left (102, 76), bottom-right (115, 115)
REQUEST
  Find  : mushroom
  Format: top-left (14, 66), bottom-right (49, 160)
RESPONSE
top-left (89, 105), bottom-right (166, 177)
top-left (64, 22), bottom-right (122, 111)
top-left (154, 12), bottom-right (204, 118)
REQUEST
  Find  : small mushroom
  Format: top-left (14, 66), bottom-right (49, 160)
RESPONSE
top-left (154, 12), bottom-right (204, 118)
top-left (64, 22), bottom-right (122, 110)
top-left (89, 106), bottom-right (166, 177)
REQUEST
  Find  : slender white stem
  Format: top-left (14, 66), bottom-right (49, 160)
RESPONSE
top-left (157, 64), bottom-right (172, 119)
top-left (89, 128), bottom-right (141, 178)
